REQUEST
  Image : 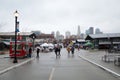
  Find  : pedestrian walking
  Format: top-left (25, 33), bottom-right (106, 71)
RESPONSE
top-left (66, 46), bottom-right (71, 54)
top-left (54, 46), bottom-right (58, 56)
top-left (54, 44), bottom-right (61, 57)
top-left (57, 44), bottom-right (61, 56)
top-left (36, 47), bottom-right (40, 58)
top-left (78, 44), bottom-right (80, 51)
top-left (71, 46), bottom-right (75, 54)
top-left (29, 47), bottom-right (32, 57)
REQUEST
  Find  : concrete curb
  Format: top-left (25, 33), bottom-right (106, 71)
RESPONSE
top-left (79, 55), bottom-right (120, 78)
top-left (0, 58), bottom-right (34, 75)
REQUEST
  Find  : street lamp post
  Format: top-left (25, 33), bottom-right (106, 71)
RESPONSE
top-left (13, 10), bottom-right (19, 63)
top-left (33, 36), bottom-right (35, 51)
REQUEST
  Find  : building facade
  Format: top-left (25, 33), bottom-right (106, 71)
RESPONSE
top-left (0, 32), bottom-right (33, 41)
top-left (85, 33), bottom-right (120, 49)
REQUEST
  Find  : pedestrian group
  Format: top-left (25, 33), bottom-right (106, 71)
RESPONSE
top-left (28, 43), bottom-right (77, 58)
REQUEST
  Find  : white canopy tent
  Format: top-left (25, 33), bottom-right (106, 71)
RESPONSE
top-left (40, 43), bottom-right (49, 47)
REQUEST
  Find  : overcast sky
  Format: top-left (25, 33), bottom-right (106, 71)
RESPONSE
top-left (0, 0), bottom-right (120, 35)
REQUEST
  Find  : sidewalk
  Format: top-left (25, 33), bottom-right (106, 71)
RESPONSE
top-left (78, 49), bottom-right (120, 77)
top-left (0, 53), bottom-right (34, 75)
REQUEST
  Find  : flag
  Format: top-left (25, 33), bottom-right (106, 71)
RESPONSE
top-left (16, 21), bottom-right (19, 32)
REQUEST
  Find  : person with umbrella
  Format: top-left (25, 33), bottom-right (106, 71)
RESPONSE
top-left (36, 46), bottom-right (40, 58)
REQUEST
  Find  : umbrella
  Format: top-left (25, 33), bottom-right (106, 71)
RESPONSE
top-left (48, 43), bottom-right (54, 47)
top-left (40, 43), bottom-right (49, 47)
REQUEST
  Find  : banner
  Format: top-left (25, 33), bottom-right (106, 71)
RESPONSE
top-left (16, 21), bottom-right (19, 32)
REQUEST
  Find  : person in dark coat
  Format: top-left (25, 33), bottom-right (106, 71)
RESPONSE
top-left (36, 47), bottom-right (40, 58)
top-left (57, 45), bottom-right (61, 56)
top-left (29, 47), bottom-right (32, 57)
top-left (71, 46), bottom-right (75, 54)
top-left (54, 46), bottom-right (58, 56)
top-left (54, 44), bottom-right (61, 57)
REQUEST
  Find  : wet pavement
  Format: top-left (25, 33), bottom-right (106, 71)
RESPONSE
top-left (78, 49), bottom-right (120, 76)
top-left (0, 48), bottom-right (119, 80)
top-left (0, 54), bottom-right (34, 74)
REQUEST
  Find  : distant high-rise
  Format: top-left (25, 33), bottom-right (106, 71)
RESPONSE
top-left (51, 31), bottom-right (54, 35)
top-left (85, 27), bottom-right (94, 35)
top-left (89, 27), bottom-right (94, 34)
top-left (80, 33), bottom-right (85, 39)
top-left (56, 31), bottom-right (60, 37)
top-left (95, 28), bottom-right (103, 34)
top-left (65, 31), bottom-right (71, 39)
top-left (77, 25), bottom-right (81, 39)
top-left (56, 31), bottom-right (60, 40)
top-left (56, 31), bottom-right (64, 41)
top-left (85, 30), bottom-right (89, 35)
top-left (51, 31), bottom-right (55, 37)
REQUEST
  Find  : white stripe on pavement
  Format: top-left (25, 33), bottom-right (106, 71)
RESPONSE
top-left (49, 68), bottom-right (55, 80)
top-left (0, 58), bottom-right (34, 75)
top-left (79, 55), bottom-right (120, 78)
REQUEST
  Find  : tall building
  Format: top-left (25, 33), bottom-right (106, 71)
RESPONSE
top-left (65, 31), bottom-right (71, 39)
top-left (56, 31), bottom-right (60, 40)
top-left (89, 27), bottom-right (94, 34)
top-left (55, 31), bottom-right (64, 42)
top-left (80, 33), bottom-right (85, 39)
top-left (58, 35), bottom-right (64, 42)
top-left (85, 30), bottom-right (89, 35)
top-left (51, 31), bottom-right (54, 35)
top-left (77, 25), bottom-right (81, 39)
top-left (95, 28), bottom-right (103, 34)
top-left (51, 31), bottom-right (55, 37)
top-left (85, 27), bottom-right (94, 35)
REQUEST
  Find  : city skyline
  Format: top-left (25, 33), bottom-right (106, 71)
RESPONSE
top-left (32, 26), bottom-right (103, 36)
top-left (0, 0), bottom-right (120, 35)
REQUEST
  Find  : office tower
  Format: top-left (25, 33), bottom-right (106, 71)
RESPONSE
top-left (65, 31), bottom-right (71, 39)
top-left (77, 25), bottom-right (81, 39)
top-left (89, 27), bottom-right (94, 34)
top-left (56, 31), bottom-right (60, 40)
top-left (95, 28), bottom-right (103, 34)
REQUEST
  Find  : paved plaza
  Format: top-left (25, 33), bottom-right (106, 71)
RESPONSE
top-left (0, 48), bottom-right (120, 80)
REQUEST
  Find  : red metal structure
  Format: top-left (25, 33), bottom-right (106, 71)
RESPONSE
top-left (9, 41), bottom-right (32, 58)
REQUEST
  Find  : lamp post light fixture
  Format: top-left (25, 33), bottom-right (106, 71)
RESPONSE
top-left (29, 33), bottom-right (36, 51)
top-left (13, 10), bottom-right (19, 63)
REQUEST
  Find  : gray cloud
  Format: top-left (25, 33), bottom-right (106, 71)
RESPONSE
top-left (0, 0), bottom-right (120, 35)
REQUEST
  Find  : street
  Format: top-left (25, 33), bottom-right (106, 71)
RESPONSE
top-left (0, 48), bottom-right (119, 80)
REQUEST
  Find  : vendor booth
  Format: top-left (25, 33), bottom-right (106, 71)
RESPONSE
top-left (9, 41), bottom-right (32, 58)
